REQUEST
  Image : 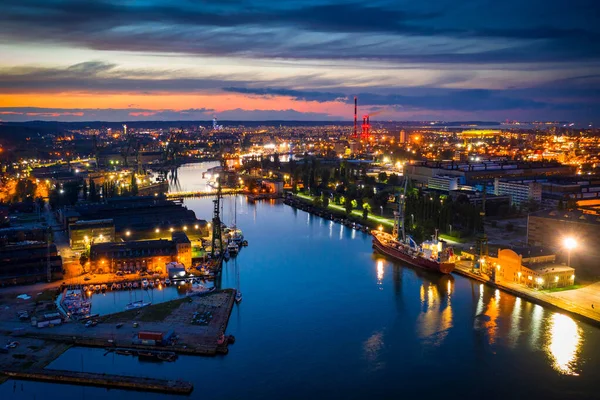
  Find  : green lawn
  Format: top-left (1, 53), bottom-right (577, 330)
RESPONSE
top-left (295, 193), bottom-right (394, 227)
top-left (540, 284), bottom-right (584, 293)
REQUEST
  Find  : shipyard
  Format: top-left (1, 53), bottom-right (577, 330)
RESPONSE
top-left (1, 104), bottom-right (600, 398)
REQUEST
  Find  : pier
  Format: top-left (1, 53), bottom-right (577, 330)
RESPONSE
top-left (1, 369), bottom-right (193, 395)
top-left (453, 262), bottom-right (600, 327)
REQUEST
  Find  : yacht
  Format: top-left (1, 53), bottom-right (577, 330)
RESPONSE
top-left (227, 241), bottom-right (239, 255)
top-left (125, 300), bottom-right (152, 310)
top-left (235, 290), bottom-right (243, 303)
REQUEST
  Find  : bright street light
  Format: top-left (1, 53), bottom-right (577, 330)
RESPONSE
top-left (564, 237), bottom-right (577, 267)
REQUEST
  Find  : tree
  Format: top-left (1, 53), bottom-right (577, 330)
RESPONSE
top-left (130, 174), bottom-right (139, 196)
top-left (89, 179), bottom-right (98, 202)
top-left (345, 197), bottom-right (353, 215)
top-left (13, 179), bottom-right (37, 203)
top-left (80, 253), bottom-right (89, 273)
top-left (387, 174), bottom-right (400, 186)
top-left (362, 207), bottom-right (368, 220)
top-left (378, 171), bottom-right (388, 183)
top-left (322, 196), bottom-right (330, 208)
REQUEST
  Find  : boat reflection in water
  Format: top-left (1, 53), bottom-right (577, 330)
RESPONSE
top-left (546, 313), bottom-right (582, 376)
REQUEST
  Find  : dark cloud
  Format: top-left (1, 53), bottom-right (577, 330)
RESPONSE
top-left (0, 106), bottom-right (336, 122)
top-left (0, 0), bottom-right (598, 63)
top-left (0, 107), bottom-right (214, 122)
top-left (223, 87), bottom-right (346, 103)
top-left (0, 62), bottom-right (256, 93)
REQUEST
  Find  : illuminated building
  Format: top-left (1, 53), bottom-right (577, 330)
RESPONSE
top-left (68, 219), bottom-right (115, 250)
top-left (89, 232), bottom-right (192, 273)
top-left (493, 179), bottom-right (542, 207)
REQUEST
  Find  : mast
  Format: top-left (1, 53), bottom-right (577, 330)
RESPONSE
top-left (393, 178), bottom-right (409, 242)
top-left (211, 176), bottom-right (223, 257)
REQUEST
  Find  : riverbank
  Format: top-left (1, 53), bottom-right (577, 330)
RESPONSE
top-left (453, 261), bottom-right (600, 327)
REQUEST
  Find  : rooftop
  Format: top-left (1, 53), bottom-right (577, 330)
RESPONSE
top-left (532, 263), bottom-right (575, 274)
top-left (529, 209), bottom-right (600, 224)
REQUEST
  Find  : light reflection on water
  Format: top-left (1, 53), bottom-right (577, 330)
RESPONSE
top-left (546, 313), bottom-right (582, 376)
top-left (2, 163), bottom-right (596, 400)
top-left (416, 279), bottom-right (453, 346)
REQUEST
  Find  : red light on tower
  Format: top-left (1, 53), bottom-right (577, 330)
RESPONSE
top-left (353, 97), bottom-right (358, 138)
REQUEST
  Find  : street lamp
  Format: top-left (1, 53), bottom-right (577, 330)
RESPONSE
top-left (564, 237), bottom-right (577, 267)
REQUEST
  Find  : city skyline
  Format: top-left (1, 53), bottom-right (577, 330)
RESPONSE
top-left (1, 0), bottom-right (599, 123)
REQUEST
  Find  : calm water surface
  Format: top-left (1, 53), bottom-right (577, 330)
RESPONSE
top-left (2, 162), bottom-right (599, 400)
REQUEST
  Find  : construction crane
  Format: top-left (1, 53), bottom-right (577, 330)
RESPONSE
top-left (211, 177), bottom-right (223, 258)
top-left (164, 129), bottom-right (183, 166)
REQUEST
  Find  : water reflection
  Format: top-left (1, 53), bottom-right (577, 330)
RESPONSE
top-left (363, 331), bottom-right (385, 372)
top-left (508, 297), bottom-right (522, 348)
top-left (546, 314), bottom-right (582, 376)
top-left (416, 275), bottom-right (453, 346)
top-left (376, 260), bottom-right (384, 287)
top-left (529, 304), bottom-right (544, 348)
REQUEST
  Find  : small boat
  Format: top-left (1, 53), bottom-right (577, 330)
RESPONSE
top-left (155, 279), bottom-right (161, 285)
top-left (137, 351), bottom-right (158, 360)
top-left (141, 279), bottom-right (148, 289)
top-left (94, 285), bottom-right (101, 292)
top-left (83, 285), bottom-right (88, 291)
top-left (241, 240), bottom-right (248, 247)
top-left (110, 283), bottom-right (117, 291)
top-left (125, 300), bottom-right (152, 310)
top-left (148, 281), bottom-right (155, 289)
top-left (227, 241), bottom-right (239, 255)
top-left (132, 282), bottom-right (139, 288)
top-left (127, 282), bottom-right (133, 289)
top-left (157, 352), bottom-right (178, 362)
top-left (116, 283), bottom-right (122, 290)
top-left (235, 291), bottom-right (242, 303)
top-left (115, 349), bottom-right (132, 355)
top-left (165, 279), bottom-right (171, 286)
top-left (101, 284), bottom-right (107, 292)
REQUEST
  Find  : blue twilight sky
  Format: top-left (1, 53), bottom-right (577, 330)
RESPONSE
top-left (0, 0), bottom-right (599, 122)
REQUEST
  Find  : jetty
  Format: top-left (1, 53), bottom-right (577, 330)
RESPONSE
top-left (1, 368), bottom-right (193, 395)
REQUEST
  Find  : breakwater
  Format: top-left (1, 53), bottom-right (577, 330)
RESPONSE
top-left (1, 369), bottom-right (193, 395)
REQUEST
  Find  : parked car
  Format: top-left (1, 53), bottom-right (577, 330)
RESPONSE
top-left (85, 320), bottom-right (97, 328)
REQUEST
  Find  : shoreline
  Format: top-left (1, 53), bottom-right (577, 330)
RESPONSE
top-left (285, 192), bottom-right (600, 328)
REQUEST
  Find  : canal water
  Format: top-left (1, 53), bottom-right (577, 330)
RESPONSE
top-left (2, 162), bottom-right (600, 399)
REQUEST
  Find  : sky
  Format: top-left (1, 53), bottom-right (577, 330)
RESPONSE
top-left (0, 0), bottom-right (599, 123)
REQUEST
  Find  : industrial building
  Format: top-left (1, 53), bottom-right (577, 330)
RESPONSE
top-left (463, 247), bottom-right (575, 289)
top-left (428, 175), bottom-right (459, 192)
top-left (0, 242), bottom-right (63, 285)
top-left (68, 219), bottom-right (115, 250)
top-left (89, 232), bottom-right (193, 273)
top-left (405, 160), bottom-right (575, 185)
top-left (527, 209), bottom-right (600, 278)
top-left (494, 178), bottom-right (542, 207)
top-left (67, 196), bottom-right (207, 240)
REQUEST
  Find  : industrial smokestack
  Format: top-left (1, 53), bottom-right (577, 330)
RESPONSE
top-left (366, 115), bottom-right (370, 138)
top-left (353, 97), bottom-right (357, 138)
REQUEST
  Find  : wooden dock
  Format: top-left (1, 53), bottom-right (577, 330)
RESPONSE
top-left (1, 368), bottom-right (193, 395)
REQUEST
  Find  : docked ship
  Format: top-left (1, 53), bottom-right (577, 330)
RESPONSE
top-left (372, 181), bottom-right (455, 275)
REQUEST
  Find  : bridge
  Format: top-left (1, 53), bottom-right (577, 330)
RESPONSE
top-left (166, 189), bottom-right (244, 198)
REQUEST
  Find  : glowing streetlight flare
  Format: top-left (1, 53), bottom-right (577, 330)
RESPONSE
top-left (563, 237), bottom-right (577, 250)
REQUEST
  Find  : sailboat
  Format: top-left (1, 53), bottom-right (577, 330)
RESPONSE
top-left (234, 257), bottom-right (242, 304)
top-left (229, 195), bottom-right (244, 246)
top-left (125, 286), bottom-right (151, 310)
